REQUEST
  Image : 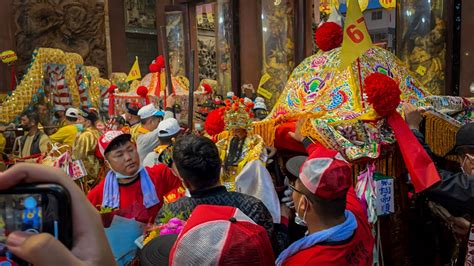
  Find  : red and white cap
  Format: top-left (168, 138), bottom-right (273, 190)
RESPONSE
top-left (169, 205), bottom-right (275, 266)
top-left (299, 143), bottom-right (352, 200)
top-left (98, 130), bottom-right (131, 157)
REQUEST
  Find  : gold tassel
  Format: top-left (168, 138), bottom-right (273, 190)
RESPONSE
top-left (424, 111), bottom-right (460, 160)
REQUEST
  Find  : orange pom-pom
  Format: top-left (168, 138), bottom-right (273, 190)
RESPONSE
top-left (240, 98), bottom-right (245, 103)
top-left (233, 106), bottom-right (238, 111)
top-left (225, 106), bottom-right (231, 111)
top-left (232, 95), bottom-right (238, 101)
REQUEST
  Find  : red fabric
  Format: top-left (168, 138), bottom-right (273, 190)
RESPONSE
top-left (274, 122), bottom-right (306, 153)
top-left (387, 112), bottom-right (441, 192)
top-left (87, 164), bottom-right (182, 224)
top-left (283, 187), bottom-right (374, 266)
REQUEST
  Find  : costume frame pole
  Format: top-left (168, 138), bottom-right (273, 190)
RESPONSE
top-left (160, 26), bottom-right (174, 97)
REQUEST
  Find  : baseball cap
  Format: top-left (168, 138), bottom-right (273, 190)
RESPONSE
top-left (169, 205), bottom-right (275, 266)
top-left (140, 234), bottom-right (179, 266)
top-left (158, 118), bottom-right (182, 137)
top-left (98, 130), bottom-right (132, 157)
top-left (451, 123), bottom-right (474, 154)
top-left (65, 108), bottom-right (79, 118)
top-left (285, 155), bottom-right (308, 177)
top-left (138, 104), bottom-right (165, 120)
top-left (126, 102), bottom-right (142, 116)
top-left (298, 143), bottom-right (352, 200)
top-left (81, 109), bottom-right (99, 124)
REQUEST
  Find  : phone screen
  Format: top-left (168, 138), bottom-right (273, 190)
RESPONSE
top-left (0, 193), bottom-right (60, 266)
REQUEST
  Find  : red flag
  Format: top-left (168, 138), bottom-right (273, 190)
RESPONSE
top-left (387, 112), bottom-right (441, 192)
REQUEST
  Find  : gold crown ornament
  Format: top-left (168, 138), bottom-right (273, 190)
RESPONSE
top-left (224, 96), bottom-right (255, 131)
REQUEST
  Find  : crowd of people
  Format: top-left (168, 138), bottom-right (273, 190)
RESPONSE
top-left (0, 90), bottom-right (472, 266)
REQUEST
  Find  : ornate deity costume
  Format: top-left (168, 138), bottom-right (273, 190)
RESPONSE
top-left (215, 97), bottom-right (280, 223)
top-left (73, 127), bottom-right (101, 188)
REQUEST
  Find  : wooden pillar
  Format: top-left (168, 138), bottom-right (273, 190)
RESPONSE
top-left (0, 0), bottom-right (15, 93)
top-left (239, 0), bottom-right (262, 92)
top-left (459, 0), bottom-right (474, 97)
top-left (108, 0), bottom-right (128, 73)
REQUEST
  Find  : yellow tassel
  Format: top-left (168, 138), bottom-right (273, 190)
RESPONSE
top-left (424, 111), bottom-right (460, 160)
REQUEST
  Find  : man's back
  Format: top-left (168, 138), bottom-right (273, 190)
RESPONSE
top-left (50, 124), bottom-right (78, 147)
top-left (283, 188), bottom-right (374, 266)
top-left (156, 186), bottom-right (274, 238)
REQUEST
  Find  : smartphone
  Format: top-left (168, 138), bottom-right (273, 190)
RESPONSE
top-left (0, 183), bottom-right (72, 266)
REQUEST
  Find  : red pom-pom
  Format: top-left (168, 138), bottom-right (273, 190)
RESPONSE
top-left (205, 107), bottom-right (226, 136)
top-left (202, 83), bottom-right (213, 95)
top-left (232, 95), bottom-right (238, 101)
top-left (364, 73), bottom-right (401, 117)
top-left (155, 55), bottom-right (165, 70)
top-left (246, 102), bottom-right (255, 108)
top-left (315, 22), bottom-right (343, 52)
top-left (149, 63), bottom-right (159, 73)
top-left (249, 112), bottom-right (255, 118)
top-left (245, 107), bottom-right (251, 112)
top-left (108, 85), bottom-right (117, 94)
top-left (225, 99), bottom-right (231, 106)
top-left (239, 98), bottom-right (245, 103)
top-left (137, 86), bottom-right (149, 98)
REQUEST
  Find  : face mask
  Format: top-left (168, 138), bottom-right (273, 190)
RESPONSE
top-left (461, 156), bottom-right (474, 176)
top-left (294, 196), bottom-right (308, 227)
top-left (107, 160), bottom-right (142, 179)
top-left (75, 124), bottom-right (84, 132)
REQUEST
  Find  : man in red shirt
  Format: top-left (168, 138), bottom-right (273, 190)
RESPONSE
top-left (87, 130), bottom-right (182, 224)
top-left (276, 128), bottom-right (374, 265)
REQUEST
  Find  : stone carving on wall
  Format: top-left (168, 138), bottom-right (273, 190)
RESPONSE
top-left (13, 0), bottom-right (107, 76)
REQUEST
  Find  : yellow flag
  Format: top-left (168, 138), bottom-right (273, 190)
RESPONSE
top-left (379, 0), bottom-right (396, 9)
top-left (339, 0), bottom-right (373, 71)
top-left (126, 56), bottom-right (141, 82)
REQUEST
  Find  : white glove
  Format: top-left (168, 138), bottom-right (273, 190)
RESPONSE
top-left (281, 177), bottom-right (294, 209)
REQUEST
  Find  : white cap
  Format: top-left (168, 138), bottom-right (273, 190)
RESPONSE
top-left (65, 108), bottom-right (79, 118)
top-left (137, 104), bottom-right (165, 120)
top-left (253, 102), bottom-right (267, 111)
top-left (157, 118), bottom-right (181, 137)
top-left (244, 97), bottom-right (253, 105)
top-left (226, 91), bottom-right (235, 98)
top-left (254, 97), bottom-right (265, 103)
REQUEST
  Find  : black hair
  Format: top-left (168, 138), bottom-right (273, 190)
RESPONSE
top-left (173, 134), bottom-right (222, 190)
top-left (21, 111), bottom-right (40, 125)
top-left (104, 135), bottom-right (133, 156)
top-left (296, 179), bottom-right (347, 220)
top-left (66, 116), bottom-right (78, 122)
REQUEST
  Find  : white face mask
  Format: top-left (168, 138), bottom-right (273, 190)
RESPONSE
top-left (107, 160), bottom-right (142, 179)
top-left (461, 155), bottom-right (474, 176)
top-left (294, 196), bottom-right (308, 227)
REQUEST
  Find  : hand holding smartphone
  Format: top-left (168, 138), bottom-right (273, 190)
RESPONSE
top-left (0, 163), bottom-right (114, 266)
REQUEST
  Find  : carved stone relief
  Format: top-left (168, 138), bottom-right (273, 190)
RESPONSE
top-left (13, 0), bottom-right (107, 76)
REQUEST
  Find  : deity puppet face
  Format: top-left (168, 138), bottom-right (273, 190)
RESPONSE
top-left (232, 128), bottom-right (248, 140)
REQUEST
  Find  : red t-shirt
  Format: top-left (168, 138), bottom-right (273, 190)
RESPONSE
top-left (283, 187), bottom-right (374, 266)
top-left (87, 164), bottom-right (182, 224)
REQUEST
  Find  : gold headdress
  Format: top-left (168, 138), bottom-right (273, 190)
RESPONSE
top-left (224, 96), bottom-right (255, 131)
